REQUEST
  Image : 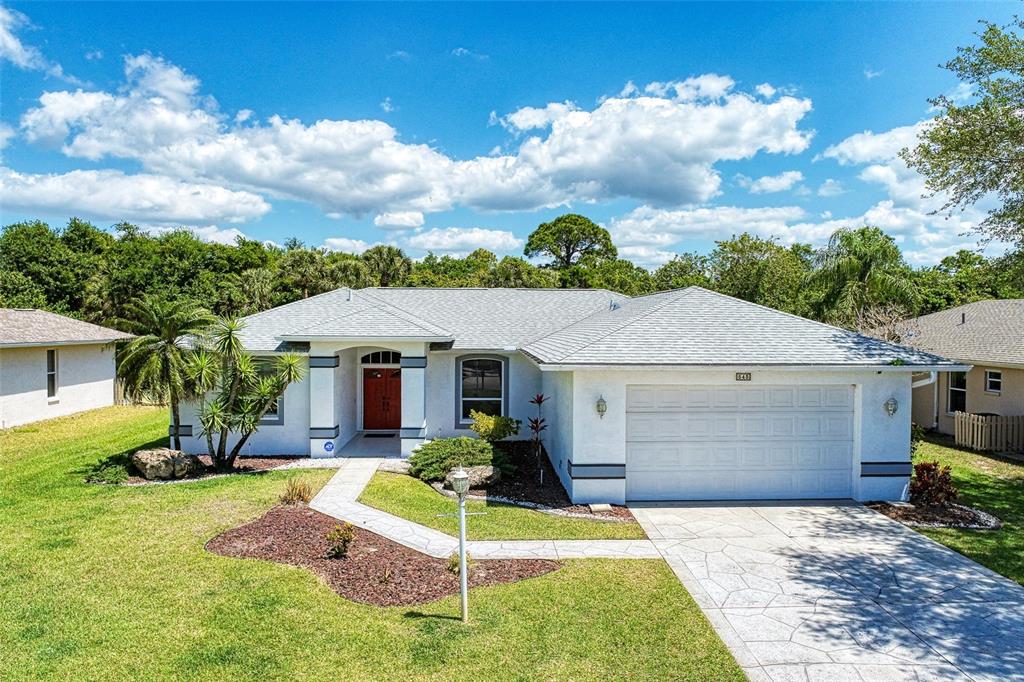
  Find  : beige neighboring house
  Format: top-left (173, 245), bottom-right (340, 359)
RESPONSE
top-left (904, 300), bottom-right (1024, 434)
top-left (0, 309), bottom-right (133, 428)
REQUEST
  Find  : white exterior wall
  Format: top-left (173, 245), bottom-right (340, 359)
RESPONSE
top-left (0, 344), bottom-right (117, 428)
top-left (178, 358), bottom-right (311, 456)
top-left (541, 370), bottom-right (574, 497)
top-left (335, 348), bottom-right (359, 446)
top-left (424, 351), bottom-right (541, 440)
top-left (564, 367), bottom-right (912, 504)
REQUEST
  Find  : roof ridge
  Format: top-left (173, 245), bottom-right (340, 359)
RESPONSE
top-left (690, 288), bottom-right (949, 360)
top-left (364, 286), bottom-right (625, 295)
top-left (357, 289), bottom-right (453, 336)
top-left (536, 288), bottom-right (697, 362)
top-left (907, 297), bottom-right (1024, 323)
top-left (240, 287), bottom-right (355, 323)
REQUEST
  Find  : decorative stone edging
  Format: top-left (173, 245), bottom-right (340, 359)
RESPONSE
top-left (427, 481), bottom-right (631, 523)
top-left (897, 503), bottom-right (1003, 530)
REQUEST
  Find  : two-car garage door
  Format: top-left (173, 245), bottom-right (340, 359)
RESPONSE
top-left (625, 385), bottom-right (854, 501)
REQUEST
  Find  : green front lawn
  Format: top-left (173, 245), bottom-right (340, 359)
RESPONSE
top-left (914, 438), bottom-right (1024, 585)
top-left (359, 471), bottom-right (648, 541)
top-left (0, 407), bottom-right (740, 681)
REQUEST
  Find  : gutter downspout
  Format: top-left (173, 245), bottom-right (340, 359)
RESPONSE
top-left (911, 371), bottom-right (939, 429)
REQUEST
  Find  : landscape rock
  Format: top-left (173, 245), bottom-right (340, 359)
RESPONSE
top-left (444, 465), bottom-right (500, 489)
top-left (378, 459), bottom-right (412, 474)
top-left (132, 448), bottom-right (204, 480)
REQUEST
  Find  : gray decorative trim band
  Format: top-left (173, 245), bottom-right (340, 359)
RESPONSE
top-left (400, 356), bottom-right (427, 369)
top-left (169, 424), bottom-right (193, 438)
top-left (400, 426), bottom-right (426, 439)
top-left (861, 461), bottom-right (913, 477)
top-left (309, 356), bottom-right (339, 368)
top-left (309, 425), bottom-right (339, 439)
top-left (568, 462), bottom-right (626, 479)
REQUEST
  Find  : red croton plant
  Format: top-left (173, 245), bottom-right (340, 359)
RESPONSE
top-left (909, 461), bottom-right (959, 508)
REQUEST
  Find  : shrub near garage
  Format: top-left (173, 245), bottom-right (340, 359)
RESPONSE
top-left (408, 437), bottom-right (512, 482)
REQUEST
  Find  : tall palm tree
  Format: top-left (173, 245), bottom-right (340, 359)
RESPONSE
top-left (361, 245), bottom-right (412, 287)
top-left (118, 296), bottom-right (215, 449)
top-left (812, 226), bottom-right (918, 326)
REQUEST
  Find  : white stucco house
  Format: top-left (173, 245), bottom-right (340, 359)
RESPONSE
top-left (0, 308), bottom-right (133, 428)
top-left (176, 287), bottom-right (965, 504)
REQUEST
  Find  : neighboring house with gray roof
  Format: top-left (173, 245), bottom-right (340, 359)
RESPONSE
top-left (0, 309), bottom-right (133, 428)
top-left (176, 286), bottom-right (964, 504)
top-left (901, 299), bottom-right (1024, 435)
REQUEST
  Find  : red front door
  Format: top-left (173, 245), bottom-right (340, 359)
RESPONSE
top-left (363, 368), bottom-right (401, 430)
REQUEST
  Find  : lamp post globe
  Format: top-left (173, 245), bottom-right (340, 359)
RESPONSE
top-left (451, 467), bottom-right (470, 497)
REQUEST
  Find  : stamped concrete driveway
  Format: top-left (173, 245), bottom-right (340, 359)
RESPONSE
top-left (629, 502), bottom-right (1024, 682)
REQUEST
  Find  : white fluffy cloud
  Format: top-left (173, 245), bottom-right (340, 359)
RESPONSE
top-left (143, 224), bottom-right (249, 245)
top-left (737, 170), bottom-right (804, 194)
top-left (0, 6), bottom-right (81, 84)
top-left (373, 211), bottom-right (424, 229)
top-left (323, 236), bottom-right (373, 253)
top-left (0, 167), bottom-right (271, 224)
top-left (609, 117), bottom-right (1001, 267)
top-left (17, 57), bottom-right (814, 219)
top-left (401, 227), bottom-right (523, 254)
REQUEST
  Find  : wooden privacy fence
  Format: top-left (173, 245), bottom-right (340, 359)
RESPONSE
top-left (954, 411), bottom-right (1024, 454)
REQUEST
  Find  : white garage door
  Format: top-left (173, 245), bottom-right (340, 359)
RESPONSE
top-left (626, 385), bottom-right (854, 501)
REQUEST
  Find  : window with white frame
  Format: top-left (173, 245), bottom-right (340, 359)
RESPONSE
top-left (46, 349), bottom-right (58, 398)
top-left (459, 357), bottom-right (503, 421)
top-left (985, 370), bottom-right (1003, 394)
top-left (947, 371), bottom-right (967, 413)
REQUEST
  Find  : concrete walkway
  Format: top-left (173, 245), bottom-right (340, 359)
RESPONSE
top-left (630, 502), bottom-right (1024, 682)
top-left (308, 461), bottom-right (660, 560)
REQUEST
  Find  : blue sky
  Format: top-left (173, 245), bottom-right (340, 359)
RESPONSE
top-left (0, 2), bottom-right (1014, 266)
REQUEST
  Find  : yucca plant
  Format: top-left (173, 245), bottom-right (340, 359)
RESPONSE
top-left (188, 316), bottom-right (305, 471)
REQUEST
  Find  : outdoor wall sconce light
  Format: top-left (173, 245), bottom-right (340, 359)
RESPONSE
top-left (596, 395), bottom-right (607, 419)
top-left (884, 397), bottom-right (899, 417)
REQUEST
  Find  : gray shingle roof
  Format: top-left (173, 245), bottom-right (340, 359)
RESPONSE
top-left (900, 299), bottom-right (1024, 368)
top-left (237, 287), bottom-right (624, 351)
top-left (521, 287), bottom-right (959, 367)
top-left (0, 309), bottom-right (133, 347)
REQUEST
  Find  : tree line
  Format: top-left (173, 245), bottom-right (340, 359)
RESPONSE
top-left (2, 214), bottom-right (1021, 333)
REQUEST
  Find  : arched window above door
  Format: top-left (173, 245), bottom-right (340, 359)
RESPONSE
top-left (361, 351), bottom-right (402, 365)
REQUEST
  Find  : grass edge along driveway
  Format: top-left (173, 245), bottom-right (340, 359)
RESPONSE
top-left (913, 437), bottom-right (1024, 586)
top-left (0, 406), bottom-right (741, 681)
top-left (358, 470), bottom-right (648, 541)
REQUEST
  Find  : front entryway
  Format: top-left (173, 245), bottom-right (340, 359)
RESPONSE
top-left (362, 368), bottom-right (401, 430)
top-left (625, 384), bottom-right (854, 500)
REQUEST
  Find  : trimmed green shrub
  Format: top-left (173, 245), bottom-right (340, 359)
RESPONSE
top-left (468, 410), bottom-right (520, 442)
top-left (408, 437), bottom-right (511, 482)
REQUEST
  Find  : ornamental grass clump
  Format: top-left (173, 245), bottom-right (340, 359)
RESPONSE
top-left (280, 477), bottom-right (313, 505)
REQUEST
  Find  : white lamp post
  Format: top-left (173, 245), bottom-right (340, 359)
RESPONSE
top-left (450, 467), bottom-right (471, 623)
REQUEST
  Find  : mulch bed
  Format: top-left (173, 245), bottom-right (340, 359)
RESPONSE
top-left (867, 501), bottom-right (1002, 530)
top-left (206, 504), bottom-right (560, 606)
top-left (122, 456), bottom-right (298, 485)
top-left (477, 441), bottom-right (634, 521)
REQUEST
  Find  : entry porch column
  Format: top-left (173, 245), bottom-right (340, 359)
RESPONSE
top-left (308, 353), bottom-right (339, 457)
top-left (399, 351), bottom-right (427, 456)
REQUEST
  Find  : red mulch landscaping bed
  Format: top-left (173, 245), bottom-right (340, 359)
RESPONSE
top-left (206, 505), bottom-right (560, 606)
top-left (478, 441), bottom-right (634, 521)
top-left (123, 456), bottom-right (297, 484)
top-left (867, 501), bottom-right (1002, 530)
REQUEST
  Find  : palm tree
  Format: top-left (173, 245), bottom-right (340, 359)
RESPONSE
top-left (118, 296), bottom-right (215, 449)
top-left (812, 226), bottom-right (918, 326)
top-left (362, 245), bottom-right (412, 287)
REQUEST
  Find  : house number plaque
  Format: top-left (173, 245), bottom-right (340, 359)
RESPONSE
top-left (735, 372), bottom-right (752, 382)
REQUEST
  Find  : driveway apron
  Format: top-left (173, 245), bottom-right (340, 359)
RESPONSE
top-left (629, 502), bottom-right (1024, 682)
